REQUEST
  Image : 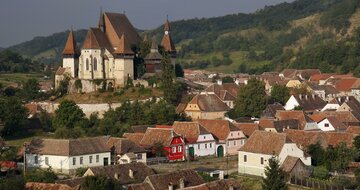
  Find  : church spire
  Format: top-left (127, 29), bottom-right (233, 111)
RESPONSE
top-left (161, 17), bottom-right (176, 54)
top-left (98, 7), bottom-right (105, 31)
top-left (114, 33), bottom-right (134, 55)
top-left (62, 29), bottom-right (79, 57)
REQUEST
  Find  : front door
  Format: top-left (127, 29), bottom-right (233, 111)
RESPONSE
top-left (103, 157), bottom-right (109, 166)
top-left (189, 147), bottom-right (195, 160)
top-left (217, 146), bottom-right (224, 157)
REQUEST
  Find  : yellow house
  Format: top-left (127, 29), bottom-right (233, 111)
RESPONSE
top-left (184, 94), bottom-right (230, 120)
top-left (286, 79), bottom-right (302, 88)
top-left (238, 131), bottom-right (311, 177)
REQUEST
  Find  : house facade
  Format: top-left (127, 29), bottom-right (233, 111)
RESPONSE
top-left (106, 137), bottom-right (147, 165)
top-left (140, 128), bottom-right (185, 161)
top-left (238, 131), bottom-right (311, 177)
top-left (26, 137), bottom-right (111, 174)
top-left (172, 122), bottom-right (216, 158)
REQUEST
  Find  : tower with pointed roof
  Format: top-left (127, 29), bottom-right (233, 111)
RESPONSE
top-left (113, 33), bottom-right (135, 86)
top-left (144, 38), bottom-right (163, 74)
top-left (62, 30), bottom-right (80, 78)
top-left (161, 18), bottom-right (177, 66)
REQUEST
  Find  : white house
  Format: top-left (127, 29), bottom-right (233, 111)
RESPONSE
top-left (238, 131), bottom-right (311, 177)
top-left (284, 94), bottom-right (326, 112)
top-left (26, 137), bottom-right (111, 174)
top-left (198, 119), bottom-right (247, 156)
top-left (172, 122), bottom-right (217, 157)
top-left (317, 117), bottom-right (347, 132)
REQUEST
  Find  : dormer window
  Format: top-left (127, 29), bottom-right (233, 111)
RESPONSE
top-left (325, 123), bottom-right (329, 127)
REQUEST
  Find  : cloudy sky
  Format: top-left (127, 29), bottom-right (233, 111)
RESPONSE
top-left (0, 0), bottom-right (294, 47)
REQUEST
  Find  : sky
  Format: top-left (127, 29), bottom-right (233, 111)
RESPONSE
top-left (0, 0), bottom-right (294, 48)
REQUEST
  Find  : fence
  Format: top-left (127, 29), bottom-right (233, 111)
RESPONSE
top-left (289, 177), bottom-right (345, 190)
top-left (146, 157), bottom-right (169, 165)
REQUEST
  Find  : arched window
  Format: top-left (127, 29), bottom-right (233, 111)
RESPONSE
top-left (86, 58), bottom-right (89, 71)
top-left (94, 58), bottom-right (97, 71)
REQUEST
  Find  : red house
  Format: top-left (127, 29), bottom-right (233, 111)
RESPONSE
top-left (140, 127), bottom-right (185, 161)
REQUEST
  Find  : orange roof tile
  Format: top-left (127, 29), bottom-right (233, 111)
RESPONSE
top-left (113, 33), bottom-right (134, 55)
top-left (62, 30), bottom-right (79, 56)
top-left (335, 78), bottom-right (358, 92)
top-left (233, 123), bottom-right (259, 137)
top-left (198, 119), bottom-right (239, 141)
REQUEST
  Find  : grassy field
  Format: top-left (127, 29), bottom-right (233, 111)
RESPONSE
top-left (0, 73), bottom-right (46, 86)
top-left (57, 87), bottom-right (163, 104)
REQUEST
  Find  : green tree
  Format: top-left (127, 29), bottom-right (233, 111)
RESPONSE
top-left (175, 63), bottom-right (184, 77)
top-left (0, 97), bottom-right (28, 137)
top-left (25, 168), bottom-right (58, 183)
top-left (52, 100), bottom-right (85, 129)
top-left (262, 157), bottom-right (287, 190)
top-left (23, 78), bottom-right (41, 100)
top-left (222, 76), bottom-right (234, 83)
top-left (308, 142), bottom-right (326, 166)
top-left (81, 175), bottom-right (122, 190)
top-left (234, 78), bottom-right (267, 117)
top-left (270, 84), bottom-right (290, 105)
top-left (161, 53), bottom-right (176, 104)
top-left (0, 175), bottom-right (25, 190)
top-left (75, 79), bottom-right (82, 93)
top-left (313, 166), bottom-right (329, 180)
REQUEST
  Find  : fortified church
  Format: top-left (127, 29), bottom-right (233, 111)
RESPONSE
top-left (55, 11), bottom-right (176, 93)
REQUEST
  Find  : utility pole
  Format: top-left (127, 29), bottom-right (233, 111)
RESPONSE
top-left (23, 143), bottom-right (27, 175)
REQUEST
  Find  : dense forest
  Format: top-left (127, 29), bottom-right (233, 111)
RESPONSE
top-left (0, 50), bottom-right (43, 73)
top-left (5, 0), bottom-right (360, 74)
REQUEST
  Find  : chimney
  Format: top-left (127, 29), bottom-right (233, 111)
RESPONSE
top-left (217, 80), bottom-right (222, 86)
top-left (312, 94), bottom-right (315, 99)
top-left (346, 96), bottom-right (349, 102)
top-left (229, 185), bottom-right (234, 190)
top-left (129, 169), bottom-right (134, 179)
top-left (168, 183), bottom-right (174, 190)
top-left (114, 173), bottom-right (119, 179)
top-left (299, 94), bottom-right (302, 100)
top-left (179, 178), bottom-right (185, 189)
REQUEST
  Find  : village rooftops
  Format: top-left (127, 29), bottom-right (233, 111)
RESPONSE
top-left (233, 123), bottom-right (259, 137)
top-left (106, 137), bottom-right (146, 155)
top-left (172, 121), bottom-right (212, 143)
top-left (128, 169), bottom-right (204, 190)
top-left (188, 94), bottom-right (230, 112)
top-left (238, 131), bottom-right (291, 156)
top-left (27, 137), bottom-right (109, 156)
top-left (198, 119), bottom-right (239, 141)
top-left (276, 110), bottom-right (316, 130)
top-left (84, 162), bottom-right (155, 184)
top-left (140, 128), bottom-right (181, 147)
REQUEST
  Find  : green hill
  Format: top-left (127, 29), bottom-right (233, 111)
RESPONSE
top-left (6, 0), bottom-right (360, 75)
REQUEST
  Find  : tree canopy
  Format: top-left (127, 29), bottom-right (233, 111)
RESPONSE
top-left (262, 157), bottom-right (287, 190)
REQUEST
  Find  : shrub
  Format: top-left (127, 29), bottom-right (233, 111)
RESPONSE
top-left (313, 166), bottom-right (329, 180)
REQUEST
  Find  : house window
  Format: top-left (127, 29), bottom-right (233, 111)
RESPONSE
top-left (178, 146), bottom-right (182, 152)
top-left (73, 158), bottom-right (76, 165)
top-left (244, 155), bottom-right (247, 162)
top-left (172, 147), bottom-right (176, 153)
top-left (198, 144), bottom-right (200, 149)
top-left (89, 156), bottom-right (93, 164)
top-left (210, 143), bottom-right (212, 148)
top-left (234, 141), bottom-right (236, 146)
top-left (261, 157), bottom-right (264, 165)
top-left (96, 155), bottom-right (99, 163)
top-left (137, 154), bottom-right (142, 159)
top-left (86, 59), bottom-right (89, 70)
top-left (80, 157), bottom-right (83, 165)
top-left (231, 133), bottom-right (233, 137)
top-left (94, 58), bottom-right (97, 70)
top-left (325, 123), bottom-right (329, 127)
top-left (203, 136), bottom-right (206, 139)
top-left (205, 144), bottom-right (207, 149)
top-left (45, 157), bottom-right (49, 165)
top-left (34, 155), bottom-right (39, 164)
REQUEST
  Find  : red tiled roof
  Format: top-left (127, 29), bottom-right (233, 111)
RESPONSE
top-left (346, 126), bottom-right (360, 134)
top-left (276, 111), bottom-right (314, 130)
top-left (172, 122), bottom-right (211, 143)
top-left (335, 78), bottom-right (358, 92)
top-left (198, 119), bottom-right (238, 141)
top-left (233, 123), bottom-right (259, 137)
top-left (123, 133), bottom-right (145, 145)
top-left (62, 30), bottom-right (79, 56)
top-left (239, 131), bottom-right (289, 155)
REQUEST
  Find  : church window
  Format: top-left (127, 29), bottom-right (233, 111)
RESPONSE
top-left (86, 59), bottom-right (89, 71)
top-left (94, 58), bottom-right (97, 70)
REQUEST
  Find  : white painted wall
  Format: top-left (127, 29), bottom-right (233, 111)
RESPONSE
top-left (278, 144), bottom-right (311, 166)
top-left (226, 131), bottom-right (247, 155)
top-left (188, 134), bottom-right (216, 157)
top-left (26, 152), bottom-right (111, 174)
top-left (304, 122), bottom-right (320, 131)
top-left (284, 95), bottom-right (299, 110)
top-left (317, 118), bottom-right (335, 132)
top-left (321, 103), bottom-right (340, 111)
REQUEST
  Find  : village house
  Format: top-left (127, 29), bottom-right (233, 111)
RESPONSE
top-left (198, 119), bottom-right (246, 156)
top-left (128, 169), bottom-right (205, 190)
top-left (261, 103), bottom-right (285, 118)
top-left (26, 137), bottom-right (111, 174)
top-left (276, 110), bottom-right (319, 131)
top-left (106, 137), bottom-right (147, 164)
top-left (281, 156), bottom-right (311, 178)
top-left (305, 82), bottom-right (339, 101)
top-left (184, 93), bottom-right (230, 120)
top-left (314, 111), bottom-right (360, 126)
top-left (83, 162), bottom-right (155, 186)
top-left (204, 80), bottom-right (240, 109)
top-left (333, 78), bottom-right (359, 96)
top-left (284, 94), bottom-right (326, 112)
top-left (321, 96), bottom-right (358, 111)
top-left (280, 69), bottom-right (321, 80)
top-left (309, 114), bottom-right (347, 132)
top-left (238, 131), bottom-right (311, 177)
top-left (233, 123), bottom-right (259, 138)
top-left (140, 127), bottom-right (185, 161)
top-left (309, 73), bottom-right (353, 85)
top-left (172, 121), bottom-right (216, 158)
top-left (284, 129), bottom-right (355, 150)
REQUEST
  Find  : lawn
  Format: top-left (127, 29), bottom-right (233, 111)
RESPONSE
top-left (0, 73), bottom-right (46, 86)
top-left (57, 87), bottom-right (164, 104)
